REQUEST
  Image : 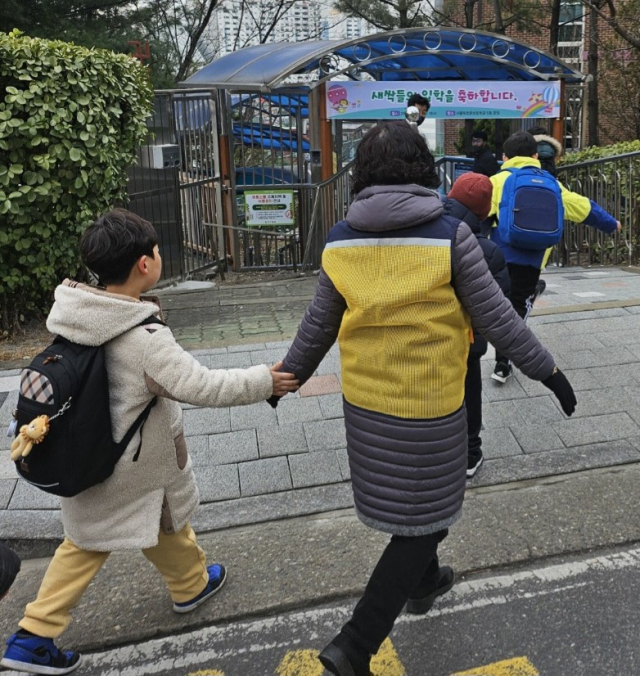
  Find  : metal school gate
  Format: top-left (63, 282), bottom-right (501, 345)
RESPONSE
top-left (127, 90), bottom-right (333, 282)
top-left (127, 90), bottom-right (224, 282)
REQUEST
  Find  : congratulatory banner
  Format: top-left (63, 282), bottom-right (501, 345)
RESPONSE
top-left (326, 80), bottom-right (561, 120)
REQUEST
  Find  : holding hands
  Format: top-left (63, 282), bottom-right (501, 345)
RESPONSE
top-left (269, 361), bottom-right (299, 396)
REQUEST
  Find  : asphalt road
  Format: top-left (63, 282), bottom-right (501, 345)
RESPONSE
top-left (9, 542), bottom-right (636, 676)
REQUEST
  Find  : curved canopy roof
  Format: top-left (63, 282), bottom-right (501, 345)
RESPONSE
top-left (183, 27), bottom-right (585, 92)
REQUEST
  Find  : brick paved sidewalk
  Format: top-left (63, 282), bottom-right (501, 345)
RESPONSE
top-left (3, 266), bottom-right (640, 551)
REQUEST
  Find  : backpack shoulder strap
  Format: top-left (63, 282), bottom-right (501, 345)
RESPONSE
top-left (138, 315), bottom-right (167, 328)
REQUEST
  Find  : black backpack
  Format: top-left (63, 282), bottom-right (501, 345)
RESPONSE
top-left (11, 316), bottom-right (163, 497)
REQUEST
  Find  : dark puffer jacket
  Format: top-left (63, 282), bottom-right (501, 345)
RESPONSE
top-left (472, 147), bottom-right (500, 177)
top-left (443, 196), bottom-right (510, 357)
top-left (278, 185), bottom-right (555, 536)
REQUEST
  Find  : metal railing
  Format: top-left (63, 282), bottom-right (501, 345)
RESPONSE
top-left (301, 161), bottom-right (353, 271)
top-left (555, 151), bottom-right (640, 267)
top-left (205, 222), bottom-right (299, 273)
top-left (434, 156), bottom-right (475, 194)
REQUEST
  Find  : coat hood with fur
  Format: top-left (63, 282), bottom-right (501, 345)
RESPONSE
top-left (534, 133), bottom-right (562, 158)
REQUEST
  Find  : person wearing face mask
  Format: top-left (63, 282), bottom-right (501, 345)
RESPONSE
top-left (470, 130), bottom-right (500, 177)
top-left (407, 93), bottom-right (430, 126)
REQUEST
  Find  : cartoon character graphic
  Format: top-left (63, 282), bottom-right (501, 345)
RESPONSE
top-left (328, 84), bottom-right (348, 112)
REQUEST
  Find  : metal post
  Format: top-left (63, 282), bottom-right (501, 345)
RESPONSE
top-left (552, 77), bottom-right (566, 148)
top-left (218, 90), bottom-right (240, 271)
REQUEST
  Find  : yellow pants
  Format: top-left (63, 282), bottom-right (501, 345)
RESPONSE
top-left (20, 523), bottom-right (209, 638)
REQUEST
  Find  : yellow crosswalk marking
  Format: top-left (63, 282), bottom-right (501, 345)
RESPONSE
top-left (276, 649), bottom-right (324, 676)
top-left (187, 670), bottom-right (225, 676)
top-left (276, 638), bottom-right (405, 675)
top-left (452, 656), bottom-right (539, 676)
top-left (371, 638), bottom-right (406, 676)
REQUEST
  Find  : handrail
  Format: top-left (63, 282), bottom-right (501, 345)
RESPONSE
top-left (300, 160), bottom-right (355, 270)
top-left (203, 222), bottom-right (295, 237)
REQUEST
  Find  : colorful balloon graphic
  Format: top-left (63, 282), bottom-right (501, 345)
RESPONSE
top-left (542, 86), bottom-right (560, 106)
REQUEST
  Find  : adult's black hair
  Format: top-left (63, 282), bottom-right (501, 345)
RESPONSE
top-left (503, 131), bottom-right (537, 159)
top-left (80, 208), bottom-right (158, 286)
top-left (351, 121), bottom-right (440, 194)
top-left (528, 125), bottom-right (548, 136)
top-left (407, 93), bottom-right (430, 110)
top-left (471, 130), bottom-right (488, 141)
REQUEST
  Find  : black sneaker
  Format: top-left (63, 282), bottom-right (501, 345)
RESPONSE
top-left (491, 361), bottom-right (512, 384)
top-left (406, 566), bottom-right (455, 615)
top-left (533, 278), bottom-right (546, 303)
top-left (467, 449), bottom-right (484, 479)
top-left (1, 633), bottom-right (81, 675)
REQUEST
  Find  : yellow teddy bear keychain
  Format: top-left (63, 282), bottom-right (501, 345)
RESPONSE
top-left (10, 415), bottom-right (50, 462)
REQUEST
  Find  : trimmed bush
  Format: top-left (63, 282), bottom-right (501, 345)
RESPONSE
top-left (558, 140), bottom-right (640, 166)
top-left (0, 30), bottom-right (153, 333)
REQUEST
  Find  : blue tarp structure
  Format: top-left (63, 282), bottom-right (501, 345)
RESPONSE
top-left (172, 94), bottom-right (310, 149)
top-left (231, 94), bottom-right (309, 118)
top-left (232, 123), bottom-right (310, 152)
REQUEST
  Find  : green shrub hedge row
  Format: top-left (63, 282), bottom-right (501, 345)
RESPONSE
top-left (0, 30), bottom-right (152, 333)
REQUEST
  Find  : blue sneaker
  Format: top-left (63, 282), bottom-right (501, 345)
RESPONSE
top-left (172, 563), bottom-right (227, 614)
top-left (0, 633), bottom-right (81, 675)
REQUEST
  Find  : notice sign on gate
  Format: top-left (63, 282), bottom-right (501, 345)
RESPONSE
top-left (325, 80), bottom-right (561, 120)
top-left (244, 190), bottom-right (294, 227)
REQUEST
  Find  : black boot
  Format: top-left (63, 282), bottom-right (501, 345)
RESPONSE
top-left (406, 566), bottom-right (455, 615)
top-left (318, 633), bottom-right (372, 676)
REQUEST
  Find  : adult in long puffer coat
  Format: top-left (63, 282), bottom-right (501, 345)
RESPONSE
top-left (271, 121), bottom-right (577, 676)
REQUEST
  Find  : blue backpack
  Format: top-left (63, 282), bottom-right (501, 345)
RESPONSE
top-left (498, 167), bottom-right (564, 250)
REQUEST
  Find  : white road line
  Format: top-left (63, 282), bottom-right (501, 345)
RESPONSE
top-left (60, 546), bottom-right (640, 676)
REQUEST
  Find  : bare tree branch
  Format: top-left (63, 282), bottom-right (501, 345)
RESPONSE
top-left (582, 0), bottom-right (640, 50)
top-left (176, 0), bottom-right (220, 81)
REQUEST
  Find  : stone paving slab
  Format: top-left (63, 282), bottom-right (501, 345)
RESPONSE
top-left (5, 267), bottom-right (640, 550)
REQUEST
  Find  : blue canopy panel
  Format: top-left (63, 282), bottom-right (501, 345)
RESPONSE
top-left (233, 123), bottom-right (310, 152)
top-left (231, 93), bottom-right (309, 118)
top-left (182, 28), bottom-right (585, 92)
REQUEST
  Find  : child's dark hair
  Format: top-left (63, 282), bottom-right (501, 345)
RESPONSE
top-left (80, 209), bottom-right (158, 286)
top-left (351, 121), bottom-right (440, 194)
top-left (528, 125), bottom-right (548, 136)
top-left (407, 93), bottom-right (430, 110)
top-left (503, 131), bottom-right (537, 159)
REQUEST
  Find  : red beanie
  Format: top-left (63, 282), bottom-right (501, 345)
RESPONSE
top-left (448, 172), bottom-right (493, 221)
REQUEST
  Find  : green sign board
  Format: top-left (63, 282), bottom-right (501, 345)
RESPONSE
top-left (244, 190), bottom-right (294, 227)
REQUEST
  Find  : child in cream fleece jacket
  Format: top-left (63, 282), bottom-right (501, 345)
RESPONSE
top-left (1, 209), bottom-right (298, 676)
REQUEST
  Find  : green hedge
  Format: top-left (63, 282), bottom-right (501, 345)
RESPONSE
top-left (558, 140), bottom-right (640, 166)
top-left (0, 30), bottom-right (152, 333)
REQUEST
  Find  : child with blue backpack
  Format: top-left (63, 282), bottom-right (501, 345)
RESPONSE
top-left (1, 209), bottom-right (299, 675)
top-left (489, 131), bottom-right (621, 384)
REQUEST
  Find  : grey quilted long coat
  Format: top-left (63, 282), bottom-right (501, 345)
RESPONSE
top-left (279, 185), bottom-right (555, 536)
